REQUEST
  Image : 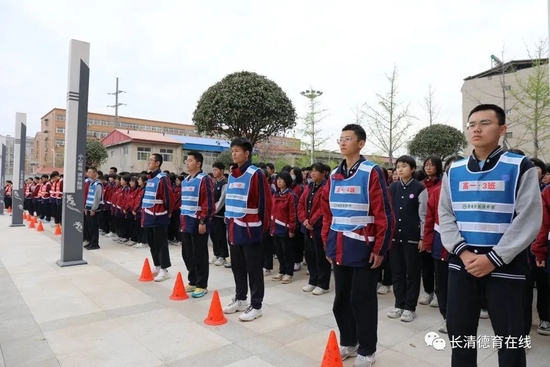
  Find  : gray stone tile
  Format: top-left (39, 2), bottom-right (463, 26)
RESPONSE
top-left (19, 359), bottom-right (60, 367)
top-left (1, 335), bottom-right (55, 367)
top-left (263, 319), bottom-right (329, 345)
top-left (235, 335), bottom-right (282, 355)
top-left (257, 347), bottom-right (319, 367)
top-left (0, 289), bottom-right (26, 307)
top-left (0, 316), bottom-right (41, 343)
top-left (167, 344), bottom-right (250, 367)
top-left (104, 301), bottom-right (166, 319)
top-left (208, 320), bottom-right (259, 343)
top-left (38, 311), bottom-right (109, 333)
top-left (309, 313), bottom-right (337, 328)
top-left (0, 304), bottom-right (32, 323)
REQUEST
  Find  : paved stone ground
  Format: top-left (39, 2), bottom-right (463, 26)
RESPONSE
top-left (0, 214), bottom-right (548, 367)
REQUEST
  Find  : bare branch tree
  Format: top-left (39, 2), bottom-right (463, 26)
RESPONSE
top-left (509, 40), bottom-right (550, 158)
top-left (297, 98), bottom-right (330, 163)
top-left (362, 65), bottom-right (416, 165)
top-left (421, 84), bottom-right (442, 126)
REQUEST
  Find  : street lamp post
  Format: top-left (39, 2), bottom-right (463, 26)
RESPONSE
top-left (490, 55), bottom-right (508, 149)
top-left (107, 77), bottom-right (127, 127)
top-left (300, 89), bottom-right (323, 164)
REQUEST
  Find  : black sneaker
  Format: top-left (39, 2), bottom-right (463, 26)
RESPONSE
top-left (86, 245), bottom-right (100, 250)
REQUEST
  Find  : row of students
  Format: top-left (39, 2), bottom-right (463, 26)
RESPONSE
top-left (3, 180), bottom-right (12, 209)
top-left (22, 172), bottom-right (63, 226)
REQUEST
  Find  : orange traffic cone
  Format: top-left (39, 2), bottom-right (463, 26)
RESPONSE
top-left (7, 206), bottom-right (11, 214)
top-left (204, 290), bottom-right (227, 326)
top-left (32, 216), bottom-right (37, 223)
top-left (321, 330), bottom-right (344, 367)
top-left (23, 212), bottom-right (27, 220)
top-left (29, 219), bottom-right (35, 229)
top-left (54, 224), bottom-right (62, 236)
top-left (138, 258), bottom-right (154, 282)
top-left (169, 272), bottom-right (189, 301)
top-left (36, 221), bottom-right (44, 232)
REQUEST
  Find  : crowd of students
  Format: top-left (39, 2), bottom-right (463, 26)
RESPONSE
top-left (8, 103), bottom-right (550, 367)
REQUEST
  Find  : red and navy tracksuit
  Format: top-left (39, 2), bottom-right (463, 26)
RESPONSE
top-left (180, 171), bottom-right (215, 289)
top-left (225, 161), bottom-right (272, 310)
top-left (270, 188), bottom-right (298, 276)
top-left (142, 170), bottom-right (173, 270)
top-left (423, 185), bottom-right (448, 320)
top-left (531, 186), bottom-right (550, 331)
top-left (298, 179), bottom-right (331, 290)
top-left (322, 157), bottom-right (395, 357)
top-left (420, 177), bottom-right (441, 296)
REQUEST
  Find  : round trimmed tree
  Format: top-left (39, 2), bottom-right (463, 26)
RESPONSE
top-left (192, 71), bottom-right (297, 145)
top-left (408, 124), bottom-right (467, 161)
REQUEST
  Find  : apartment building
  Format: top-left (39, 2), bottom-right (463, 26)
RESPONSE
top-left (36, 108), bottom-right (305, 169)
top-left (461, 58), bottom-right (549, 159)
top-left (0, 135), bottom-right (37, 180)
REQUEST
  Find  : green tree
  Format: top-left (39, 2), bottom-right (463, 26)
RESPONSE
top-left (86, 139), bottom-right (108, 168)
top-left (408, 124), bottom-right (467, 161)
top-left (193, 71), bottom-right (297, 145)
top-left (214, 150), bottom-right (234, 169)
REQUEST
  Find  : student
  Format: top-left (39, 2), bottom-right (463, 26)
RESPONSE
top-left (169, 175), bottom-right (182, 245)
top-left (141, 153), bottom-right (173, 282)
top-left (377, 167), bottom-right (392, 295)
top-left (124, 177), bottom-right (140, 246)
top-left (39, 174), bottom-right (52, 223)
top-left (423, 156), bottom-right (462, 334)
top-left (84, 167), bottom-right (103, 250)
top-left (49, 171), bottom-right (63, 227)
top-left (210, 162), bottom-right (229, 266)
top-left (24, 178), bottom-right (33, 216)
top-left (387, 155), bottom-right (427, 323)
top-left (117, 175), bottom-right (131, 244)
top-left (131, 175), bottom-right (148, 248)
top-left (532, 185), bottom-right (550, 336)
top-left (262, 169), bottom-right (275, 276)
top-left (290, 166), bottom-right (305, 272)
top-left (298, 162), bottom-right (331, 295)
top-left (439, 104), bottom-right (542, 367)
top-left (223, 138), bottom-right (272, 321)
top-left (105, 174), bottom-right (118, 238)
top-left (270, 170), bottom-right (298, 284)
top-left (180, 151), bottom-right (215, 298)
top-left (419, 156), bottom-right (443, 307)
top-left (31, 177), bottom-right (40, 217)
top-left (321, 124), bottom-right (394, 366)
top-left (4, 180), bottom-right (12, 211)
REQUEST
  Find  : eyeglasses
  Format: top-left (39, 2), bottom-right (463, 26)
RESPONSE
top-left (337, 137), bottom-right (359, 144)
top-left (466, 120), bottom-right (496, 130)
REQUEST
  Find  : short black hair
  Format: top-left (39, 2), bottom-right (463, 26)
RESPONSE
top-left (256, 162), bottom-right (267, 169)
top-left (110, 167), bottom-right (118, 173)
top-left (88, 167), bottom-right (98, 173)
top-left (152, 153), bottom-right (163, 167)
top-left (138, 174), bottom-right (148, 183)
top-left (423, 155), bottom-right (443, 177)
top-left (266, 163), bottom-right (275, 170)
top-left (230, 138), bottom-right (253, 156)
top-left (281, 165), bottom-right (292, 172)
top-left (341, 124), bottom-right (366, 141)
top-left (468, 104), bottom-right (506, 126)
top-left (41, 174), bottom-right (49, 179)
top-left (276, 170), bottom-right (293, 188)
top-left (507, 148), bottom-right (525, 156)
top-left (97, 170), bottom-right (103, 176)
top-left (414, 169), bottom-right (426, 181)
top-left (50, 171), bottom-right (59, 178)
top-left (187, 151), bottom-right (204, 168)
top-left (311, 162), bottom-right (327, 173)
top-left (444, 156), bottom-right (464, 171)
top-left (302, 166), bottom-right (312, 171)
top-left (530, 157), bottom-right (546, 175)
top-left (34, 176), bottom-right (40, 180)
top-left (323, 164), bottom-right (331, 173)
top-left (6, 180), bottom-right (12, 184)
top-left (212, 162), bottom-right (225, 170)
top-left (122, 174), bottom-right (132, 183)
top-left (395, 155), bottom-right (417, 170)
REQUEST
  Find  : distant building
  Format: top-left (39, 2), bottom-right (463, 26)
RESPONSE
top-left (462, 58), bottom-right (550, 158)
top-left (36, 108), bottom-right (306, 170)
top-left (100, 130), bottom-right (185, 174)
top-left (0, 134), bottom-right (37, 180)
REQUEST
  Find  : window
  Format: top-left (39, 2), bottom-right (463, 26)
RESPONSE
top-left (55, 140), bottom-right (65, 146)
top-left (87, 131), bottom-right (95, 136)
top-left (123, 146), bottom-right (128, 155)
top-left (160, 148), bottom-right (173, 162)
top-left (506, 132), bottom-right (513, 138)
top-left (56, 127), bottom-right (65, 133)
top-left (111, 150), bottom-right (114, 157)
top-left (56, 115), bottom-right (66, 121)
top-left (137, 147), bottom-right (151, 161)
top-left (504, 85), bottom-right (511, 91)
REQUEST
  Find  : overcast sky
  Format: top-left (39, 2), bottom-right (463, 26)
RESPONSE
top-left (0, 0), bottom-right (548, 154)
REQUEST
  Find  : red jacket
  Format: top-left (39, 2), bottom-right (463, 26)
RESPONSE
top-left (423, 185), bottom-right (448, 261)
top-left (532, 187), bottom-right (550, 262)
top-left (172, 185), bottom-right (181, 212)
top-left (124, 187), bottom-right (140, 212)
top-left (270, 189), bottom-right (298, 236)
top-left (40, 182), bottom-right (51, 199)
top-left (423, 177), bottom-right (442, 197)
top-left (321, 160), bottom-right (395, 266)
top-left (5, 185), bottom-right (12, 197)
top-left (292, 183), bottom-right (305, 198)
top-left (32, 183), bottom-right (41, 199)
top-left (132, 187), bottom-right (144, 213)
top-left (297, 180), bottom-right (326, 238)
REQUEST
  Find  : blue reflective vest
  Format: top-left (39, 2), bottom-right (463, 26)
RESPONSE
top-left (85, 180), bottom-right (103, 209)
top-left (329, 161), bottom-right (375, 232)
top-left (225, 166), bottom-right (259, 219)
top-left (180, 172), bottom-right (206, 217)
top-left (142, 172), bottom-right (167, 209)
top-left (448, 152), bottom-right (522, 247)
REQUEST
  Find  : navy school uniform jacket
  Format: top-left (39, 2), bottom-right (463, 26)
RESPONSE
top-left (389, 178), bottom-right (428, 244)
